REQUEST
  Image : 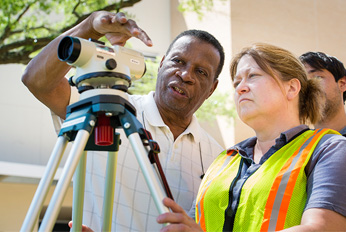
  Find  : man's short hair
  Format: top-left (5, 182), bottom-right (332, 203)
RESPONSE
top-left (300, 51), bottom-right (346, 102)
top-left (166, 29), bottom-right (225, 80)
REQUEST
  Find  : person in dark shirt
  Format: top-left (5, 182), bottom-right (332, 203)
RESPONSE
top-left (300, 51), bottom-right (346, 136)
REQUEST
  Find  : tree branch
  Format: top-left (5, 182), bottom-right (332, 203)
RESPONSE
top-left (0, 0), bottom-right (143, 65)
top-left (0, 36), bottom-right (55, 53)
top-left (0, 1), bottom-right (37, 43)
top-left (72, 0), bottom-right (82, 19)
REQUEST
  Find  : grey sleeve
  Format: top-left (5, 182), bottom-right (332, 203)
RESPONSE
top-left (305, 134), bottom-right (346, 217)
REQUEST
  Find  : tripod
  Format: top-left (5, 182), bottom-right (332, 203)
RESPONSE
top-left (21, 88), bottom-right (171, 231)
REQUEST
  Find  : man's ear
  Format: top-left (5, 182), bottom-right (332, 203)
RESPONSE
top-left (338, 76), bottom-right (346, 93)
top-left (159, 55), bottom-right (165, 70)
top-left (286, 78), bottom-right (301, 101)
top-left (206, 79), bottom-right (219, 99)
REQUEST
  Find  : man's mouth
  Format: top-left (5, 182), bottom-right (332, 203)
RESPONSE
top-left (172, 86), bottom-right (186, 95)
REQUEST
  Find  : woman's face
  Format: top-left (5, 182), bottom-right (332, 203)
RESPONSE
top-left (233, 55), bottom-right (287, 126)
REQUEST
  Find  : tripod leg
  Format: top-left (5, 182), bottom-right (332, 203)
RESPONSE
top-left (39, 130), bottom-right (90, 232)
top-left (128, 133), bottom-right (170, 215)
top-left (71, 151), bottom-right (87, 232)
top-left (21, 135), bottom-right (69, 232)
top-left (102, 151), bottom-right (118, 231)
top-left (102, 133), bottom-right (120, 231)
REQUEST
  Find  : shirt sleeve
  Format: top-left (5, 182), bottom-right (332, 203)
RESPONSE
top-left (50, 85), bottom-right (79, 135)
top-left (51, 111), bottom-right (64, 135)
top-left (305, 134), bottom-right (346, 217)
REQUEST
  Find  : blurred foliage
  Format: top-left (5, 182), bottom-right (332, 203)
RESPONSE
top-left (178, 0), bottom-right (227, 19)
top-left (195, 90), bottom-right (236, 123)
top-left (129, 57), bottom-right (159, 95)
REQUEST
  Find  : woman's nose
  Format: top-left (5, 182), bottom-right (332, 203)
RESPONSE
top-left (235, 79), bottom-right (249, 94)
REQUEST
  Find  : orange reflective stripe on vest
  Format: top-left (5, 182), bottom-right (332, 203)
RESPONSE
top-left (260, 129), bottom-right (328, 231)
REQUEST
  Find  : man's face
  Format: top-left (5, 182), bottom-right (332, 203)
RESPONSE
top-left (154, 36), bottom-right (220, 118)
top-left (304, 63), bottom-right (343, 121)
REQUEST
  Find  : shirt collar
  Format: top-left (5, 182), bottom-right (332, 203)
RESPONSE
top-left (142, 91), bottom-right (201, 143)
top-left (229, 124), bottom-right (310, 158)
top-left (142, 91), bottom-right (166, 128)
top-left (340, 126), bottom-right (346, 137)
top-left (182, 115), bottom-right (201, 143)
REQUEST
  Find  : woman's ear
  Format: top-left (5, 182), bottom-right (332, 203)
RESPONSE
top-left (286, 78), bottom-right (301, 101)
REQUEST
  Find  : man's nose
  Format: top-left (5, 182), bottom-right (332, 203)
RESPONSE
top-left (176, 67), bottom-right (195, 84)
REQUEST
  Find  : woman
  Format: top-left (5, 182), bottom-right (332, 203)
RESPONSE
top-left (157, 43), bottom-right (346, 231)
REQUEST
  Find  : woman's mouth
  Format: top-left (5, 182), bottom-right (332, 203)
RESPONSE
top-left (239, 98), bottom-right (252, 105)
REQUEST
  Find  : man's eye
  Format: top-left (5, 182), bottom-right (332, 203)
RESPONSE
top-left (197, 69), bottom-right (207, 77)
top-left (173, 58), bottom-right (184, 64)
top-left (314, 75), bottom-right (323, 79)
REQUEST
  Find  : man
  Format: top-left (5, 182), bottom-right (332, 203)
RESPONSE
top-left (300, 52), bottom-right (346, 136)
top-left (22, 11), bottom-right (225, 231)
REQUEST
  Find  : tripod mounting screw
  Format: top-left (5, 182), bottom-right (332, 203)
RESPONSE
top-left (89, 120), bottom-right (96, 127)
top-left (124, 122), bottom-right (131, 129)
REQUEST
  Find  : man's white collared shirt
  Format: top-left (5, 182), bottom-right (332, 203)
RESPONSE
top-left (52, 91), bottom-right (223, 231)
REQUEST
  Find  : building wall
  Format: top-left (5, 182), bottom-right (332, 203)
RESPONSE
top-left (0, 181), bottom-right (73, 231)
top-left (0, 64), bottom-right (60, 165)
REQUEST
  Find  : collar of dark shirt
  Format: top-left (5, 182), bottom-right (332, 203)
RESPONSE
top-left (339, 126), bottom-right (346, 137)
top-left (228, 125), bottom-right (310, 164)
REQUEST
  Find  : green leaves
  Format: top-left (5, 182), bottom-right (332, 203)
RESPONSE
top-left (195, 90), bottom-right (236, 122)
top-left (0, 0), bottom-right (141, 64)
top-left (178, 0), bottom-right (226, 20)
top-left (129, 57), bottom-right (159, 95)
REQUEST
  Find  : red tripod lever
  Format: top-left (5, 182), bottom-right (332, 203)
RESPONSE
top-left (95, 114), bottom-right (113, 146)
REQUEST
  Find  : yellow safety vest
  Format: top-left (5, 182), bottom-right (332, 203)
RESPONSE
top-left (196, 129), bottom-right (338, 231)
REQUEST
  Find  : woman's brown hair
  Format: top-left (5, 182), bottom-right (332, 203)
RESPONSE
top-left (230, 43), bottom-right (325, 125)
